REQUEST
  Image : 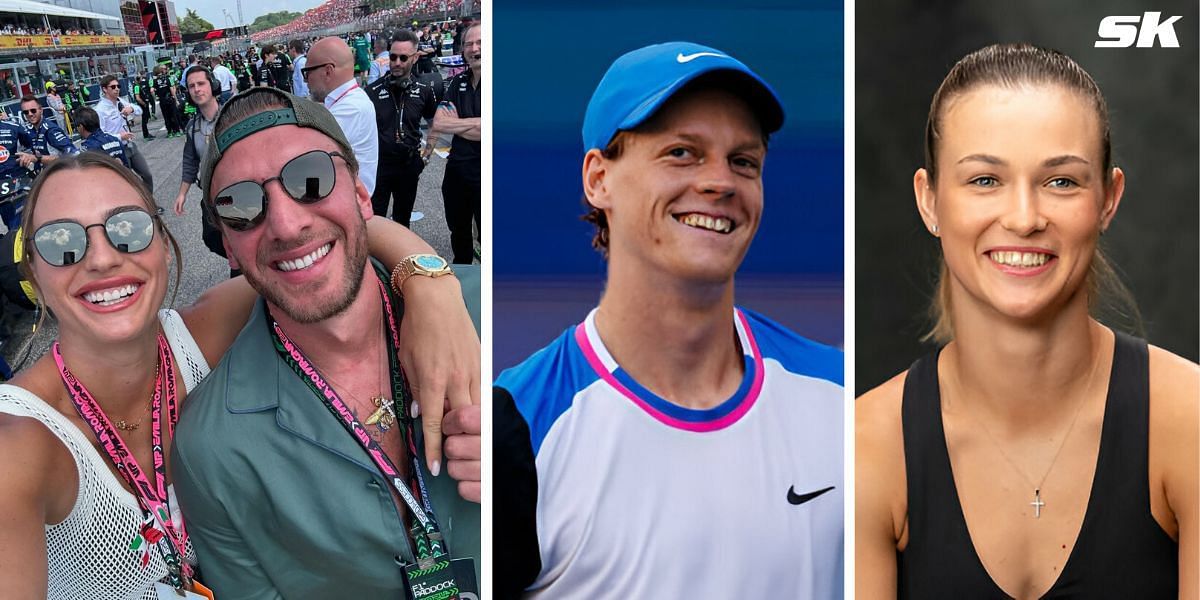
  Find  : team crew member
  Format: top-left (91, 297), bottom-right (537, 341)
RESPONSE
top-left (494, 42), bottom-right (845, 598)
top-left (153, 65), bottom-right (183, 138)
top-left (133, 73), bottom-right (156, 139)
top-left (258, 47), bottom-right (273, 87)
top-left (0, 114), bottom-right (35, 228)
top-left (366, 30), bottom-right (437, 226)
top-left (260, 45), bottom-right (293, 92)
top-left (0, 114), bottom-right (35, 174)
top-left (416, 29), bottom-right (437, 76)
top-left (351, 32), bottom-right (371, 83)
top-left (429, 22), bottom-right (481, 264)
top-left (234, 54), bottom-right (256, 92)
top-left (74, 107), bottom-right (130, 167)
top-left (95, 75), bottom-right (154, 192)
top-left (18, 95), bottom-right (76, 171)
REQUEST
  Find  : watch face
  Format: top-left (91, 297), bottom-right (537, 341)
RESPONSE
top-left (415, 255), bottom-right (447, 271)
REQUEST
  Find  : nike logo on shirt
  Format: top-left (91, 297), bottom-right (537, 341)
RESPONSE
top-left (787, 485), bottom-right (835, 505)
top-left (676, 52), bottom-right (727, 63)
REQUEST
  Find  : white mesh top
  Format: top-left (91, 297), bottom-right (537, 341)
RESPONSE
top-left (0, 309), bottom-right (210, 600)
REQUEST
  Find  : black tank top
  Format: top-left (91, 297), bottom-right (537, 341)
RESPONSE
top-left (897, 332), bottom-right (1178, 598)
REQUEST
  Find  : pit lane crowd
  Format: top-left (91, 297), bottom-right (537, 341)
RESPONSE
top-left (0, 16), bottom-right (481, 267)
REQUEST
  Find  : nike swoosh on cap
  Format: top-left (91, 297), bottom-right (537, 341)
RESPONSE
top-left (676, 51), bottom-right (727, 64)
top-left (787, 485), bottom-right (835, 505)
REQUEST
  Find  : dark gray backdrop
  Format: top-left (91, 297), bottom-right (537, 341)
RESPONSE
top-left (856, 0), bottom-right (1199, 392)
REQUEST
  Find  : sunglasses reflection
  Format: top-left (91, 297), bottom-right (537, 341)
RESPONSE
top-left (212, 150), bottom-right (347, 231)
top-left (32, 208), bottom-right (161, 266)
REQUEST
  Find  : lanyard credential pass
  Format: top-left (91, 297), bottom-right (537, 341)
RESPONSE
top-left (54, 334), bottom-right (192, 590)
top-left (268, 275), bottom-right (466, 598)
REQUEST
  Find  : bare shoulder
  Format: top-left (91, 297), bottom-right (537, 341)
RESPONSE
top-left (1, 358), bottom-right (80, 515)
top-left (0, 386), bottom-right (68, 593)
top-left (855, 370), bottom-right (909, 598)
top-left (0, 400), bottom-right (73, 517)
top-left (857, 370), bottom-right (907, 444)
top-left (1146, 344), bottom-right (1198, 525)
top-left (856, 370), bottom-right (909, 536)
top-left (1147, 344), bottom-right (1199, 433)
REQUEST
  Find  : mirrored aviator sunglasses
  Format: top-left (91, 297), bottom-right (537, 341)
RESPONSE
top-left (211, 150), bottom-right (345, 231)
top-left (32, 207), bottom-right (161, 267)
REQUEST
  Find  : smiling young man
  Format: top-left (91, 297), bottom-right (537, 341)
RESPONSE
top-left (494, 42), bottom-right (845, 598)
top-left (18, 95), bottom-right (76, 171)
top-left (170, 88), bottom-right (481, 599)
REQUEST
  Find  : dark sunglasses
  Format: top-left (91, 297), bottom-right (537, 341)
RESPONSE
top-left (389, 53), bottom-right (412, 63)
top-left (211, 150), bottom-right (347, 232)
top-left (300, 62), bottom-right (333, 81)
top-left (21, 108), bottom-right (39, 115)
top-left (31, 207), bottom-right (161, 267)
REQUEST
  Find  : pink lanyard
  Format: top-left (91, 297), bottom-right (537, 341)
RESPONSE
top-left (53, 334), bottom-right (192, 584)
top-left (327, 83), bottom-right (360, 107)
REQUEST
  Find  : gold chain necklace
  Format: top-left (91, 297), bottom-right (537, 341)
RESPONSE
top-left (113, 409), bottom-right (147, 431)
top-left (318, 313), bottom-right (393, 433)
top-left (112, 360), bottom-right (161, 431)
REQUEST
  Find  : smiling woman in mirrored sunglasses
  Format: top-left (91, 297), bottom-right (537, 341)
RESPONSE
top-left (0, 152), bottom-right (478, 598)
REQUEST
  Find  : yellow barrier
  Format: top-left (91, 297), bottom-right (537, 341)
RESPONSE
top-left (0, 34), bottom-right (130, 49)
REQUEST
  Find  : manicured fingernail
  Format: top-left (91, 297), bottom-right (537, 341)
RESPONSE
top-left (411, 402), bottom-right (420, 419)
top-left (431, 460), bottom-right (441, 477)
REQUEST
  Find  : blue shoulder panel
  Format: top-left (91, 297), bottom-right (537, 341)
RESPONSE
top-left (495, 326), bottom-right (600, 455)
top-left (741, 307), bottom-right (843, 387)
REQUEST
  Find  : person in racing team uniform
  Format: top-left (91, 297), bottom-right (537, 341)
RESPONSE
top-left (260, 45), bottom-right (293, 92)
top-left (0, 114), bottom-right (35, 229)
top-left (75, 107), bottom-right (130, 168)
top-left (19, 94), bottom-right (78, 172)
top-left (366, 30), bottom-right (439, 226)
top-left (153, 65), bottom-right (183, 137)
top-left (234, 55), bottom-right (256, 92)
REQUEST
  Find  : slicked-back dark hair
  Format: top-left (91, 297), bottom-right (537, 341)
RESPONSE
top-left (924, 43), bottom-right (1111, 184)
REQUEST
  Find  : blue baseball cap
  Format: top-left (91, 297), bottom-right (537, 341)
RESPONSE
top-left (582, 41), bottom-right (785, 152)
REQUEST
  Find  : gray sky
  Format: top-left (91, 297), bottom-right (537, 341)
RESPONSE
top-left (173, 0), bottom-right (324, 30)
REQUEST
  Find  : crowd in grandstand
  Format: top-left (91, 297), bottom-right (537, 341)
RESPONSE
top-left (0, 25), bottom-right (105, 36)
top-left (250, 0), bottom-right (463, 43)
top-left (1, 15), bottom-right (480, 252)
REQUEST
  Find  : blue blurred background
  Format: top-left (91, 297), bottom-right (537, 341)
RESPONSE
top-left (494, 0), bottom-right (844, 375)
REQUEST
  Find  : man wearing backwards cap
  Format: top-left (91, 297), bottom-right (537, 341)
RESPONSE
top-left (171, 87), bottom-right (481, 598)
top-left (494, 42), bottom-right (844, 598)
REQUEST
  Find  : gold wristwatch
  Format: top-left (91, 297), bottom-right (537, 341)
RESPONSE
top-left (390, 253), bottom-right (453, 295)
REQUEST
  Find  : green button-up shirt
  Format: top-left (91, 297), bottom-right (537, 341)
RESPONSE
top-left (173, 265), bottom-right (481, 599)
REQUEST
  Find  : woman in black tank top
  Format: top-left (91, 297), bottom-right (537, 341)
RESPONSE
top-left (856, 44), bottom-right (1198, 599)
